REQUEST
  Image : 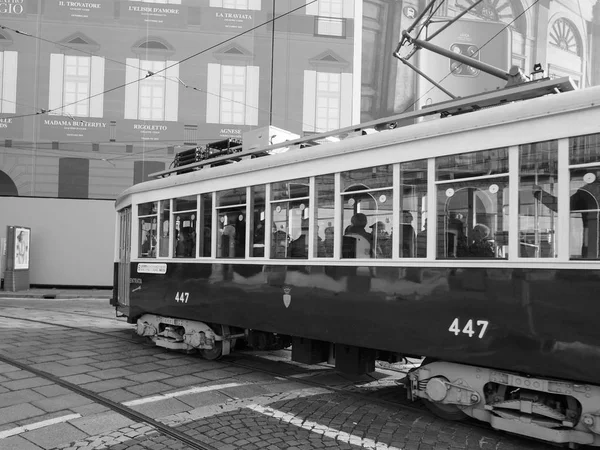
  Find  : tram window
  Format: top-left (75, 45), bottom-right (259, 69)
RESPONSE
top-left (315, 174), bottom-right (334, 258)
top-left (519, 141), bottom-right (558, 258)
top-left (436, 149), bottom-right (509, 259)
top-left (173, 195), bottom-right (197, 259)
top-left (437, 148), bottom-right (508, 181)
top-left (250, 185), bottom-right (266, 257)
top-left (216, 188), bottom-right (246, 258)
top-left (569, 134), bottom-right (600, 259)
top-left (271, 178), bottom-right (310, 259)
top-left (200, 194), bottom-right (212, 257)
top-left (158, 200), bottom-right (171, 258)
top-left (138, 201), bottom-right (157, 258)
top-left (400, 160), bottom-right (427, 258)
top-left (341, 165), bottom-right (392, 259)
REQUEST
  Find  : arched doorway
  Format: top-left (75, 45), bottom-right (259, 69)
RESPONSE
top-left (0, 171), bottom-right (17, 196)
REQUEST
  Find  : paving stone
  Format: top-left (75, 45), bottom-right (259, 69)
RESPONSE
top-left (20, 422), bottom-right (88, 450)
top-left (129, 397), bottom-right (191, 419)
top-left (4, 370), bottom-right (36, 380)
top-left (0, 402), bottom-right (45, 426)
top-left (61, 374), bottom-right (102, 385)
top-left (0, 389), bottom-right (46, 407)
top-left (81, 378), bottom-right (138, 393)
top-left (70, 411), bottom-right (136, 435)
top-left (88, 368), bottom-right (138, 380)
top-left (32, 385), bottom-right (73, 398)
top-left (125, 381), bottom-right (174, 396)
top-left (89, 360), bottom-right (131, 370)
top-left (59, 357), bottom-right (100, 366)
top-left (0, 435), bottom-right (44, 449)
top-left (161, 374), bottom-right (207, 388)
top-left (125, 372), bottom-right (172, 383)
top-left (101, 388), bottom-right (141, 403)
top-left (31, 393), bottom-right (93, 412)
top-left (2, 377), bottom-right (54, 391)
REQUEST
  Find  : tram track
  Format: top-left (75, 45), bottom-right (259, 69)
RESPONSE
top-left (0, 311), bottom-right (556, 449)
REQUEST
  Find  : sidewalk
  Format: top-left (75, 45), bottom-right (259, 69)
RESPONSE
top-left (0, 287), bottom-right (112, 299)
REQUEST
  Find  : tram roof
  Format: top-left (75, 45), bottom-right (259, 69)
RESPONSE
top-left (116, 76), bottom-right (593, 209)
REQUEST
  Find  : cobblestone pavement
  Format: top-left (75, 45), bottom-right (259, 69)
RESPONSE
top-left (0, 298), bottom-right (572, 449)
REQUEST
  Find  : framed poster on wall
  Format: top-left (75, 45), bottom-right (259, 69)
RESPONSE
top-left (6, 226), bottom-right (31, 271)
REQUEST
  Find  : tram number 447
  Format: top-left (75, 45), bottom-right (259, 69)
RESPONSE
top-left (449, 318), bottom-right (489, 339)
top-left (175, 292), bottom-right (190, 303)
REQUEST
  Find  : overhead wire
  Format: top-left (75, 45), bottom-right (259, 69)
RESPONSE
top-left (402, 0), bottom-right (540, 114)
top-left (0, 1), bottom-right (318, 123)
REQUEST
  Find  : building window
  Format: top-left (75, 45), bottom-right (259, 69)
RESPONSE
top-left (303, 70), bottom-right (352, 132)
top-left (317, 0), bottom-right (344, 36)
top-left (550, 18), bottom-right (581, 56)
top-left (58, 157), bottom-right (90, 199)
top-left (0, 51), bottom-right (17, 114)
top-left (49, 54), bottom-right (105, 118)
top-left (306, 0), bottom-right (353, 37)
top-left (210, 0), bottom-right (261, 10)
top-left (206, 63), bottom-right (259, 126)
top-left (124, 58), bottom-right (180, 121)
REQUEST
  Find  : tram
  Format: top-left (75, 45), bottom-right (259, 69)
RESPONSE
top-left (112, 76), bottom-right (600, 447)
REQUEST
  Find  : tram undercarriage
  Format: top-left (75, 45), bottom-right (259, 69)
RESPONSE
top-left (409, 361), bottom-right (600, 448)
top-left (133, 313), bottom-right (600, 448)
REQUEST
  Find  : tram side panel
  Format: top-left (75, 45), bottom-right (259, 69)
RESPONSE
top-left (126, 261), bottom-right (600, 386)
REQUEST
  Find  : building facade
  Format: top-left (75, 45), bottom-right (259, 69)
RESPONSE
top-left (0, 0), bottom-right (360, 199)
top-left (0, 0), bottom-right (599, 200)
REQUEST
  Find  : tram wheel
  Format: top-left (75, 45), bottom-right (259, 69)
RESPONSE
top-left (200, 341), bottom-right (223, 360)
top-left (419, 357), bottom-right (467, 421)
top-left (200, 324), bottom-right (225, 360)
top-left (423, 399), bottom-right (467, 421)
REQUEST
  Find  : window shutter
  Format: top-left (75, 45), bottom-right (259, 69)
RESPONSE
top-left (245, 65), bottom-right (259, 126)
top-left (209, 0), bottom-right (222, 6)
top-left (302, 70), bottom-right (317, 132)
top-left (206, 63), bottom-right (221, 124)
top-left (342, 0), bottom-right (354, 18)
top-left (248, 0), bottom-right (261, 10)
top-left (124, 58), bottom-right (140, 120)
top-left (89, 56), bottom-right (105, 118)
top-left (1, 51), bottom-right (18, 114)
top-left (165, 61), bottom-right (180, 122)
top-left (305, 0), bottom-right (318, 16)
top-left (340, 72), bottom-right (353, 127)
top-left (48, 53), bottom-right (65, 115)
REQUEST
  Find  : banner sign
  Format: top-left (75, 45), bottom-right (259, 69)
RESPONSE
top-left (117, 120), bottom-right (185, 142)
top-left (44, 0), bottom-right (114, 21)
top-left (39, 116), bottom-right (111, 141)
top-left (0, 0), bottom-right (26, 17)
top-left (0, 115), bottom-right (24, 139)
top-left (119, 1), bottom-right (187, 28)
top-left (205, 8), bottom-right (258, 31)
top-left (202, 124), bottom-right (250, 140)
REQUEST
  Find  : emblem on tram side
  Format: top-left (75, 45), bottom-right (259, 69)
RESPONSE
top-left (283, 286), bottom-right (292, 308)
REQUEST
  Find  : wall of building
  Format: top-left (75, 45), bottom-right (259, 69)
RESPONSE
top-left (0, 197), bottom-right (115, 287)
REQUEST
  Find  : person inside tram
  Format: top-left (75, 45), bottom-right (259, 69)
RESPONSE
top-left (467, 223), bottom-right (495, 257)
top-left (532, 183), bottom-right (600, 259)
top-left (344, 212), bottom-right (372, 240)
top-left (322, 226), bottom-right (334, 257)
top-left (416, 219), bottom-right (427, 258)
top-left (400, 211), bottom-right (416, 257)
top-left (289, 219), bottom-right (309, 258)
top-left (446, 213), bottom-right (468, 257)
top-left (343, 212), bottom-right (372, 258)
top-left (371, 221), bottom-right (392, 258)
top-left (176, 227), bottom-right (195, 257)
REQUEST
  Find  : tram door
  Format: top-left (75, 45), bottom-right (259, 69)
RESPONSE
top-left (118, 207), bottom-right (132, 308)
